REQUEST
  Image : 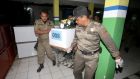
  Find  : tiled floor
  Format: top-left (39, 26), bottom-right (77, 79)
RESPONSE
top-left (114, 45), bottom-right (140, 79)
top-left (6, 45), bottom-right (140, 79)
top-left (6, 55), bottom-right (74, 79)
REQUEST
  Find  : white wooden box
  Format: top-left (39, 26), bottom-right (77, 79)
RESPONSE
top-left (14, 26), bottom-right (37, 58)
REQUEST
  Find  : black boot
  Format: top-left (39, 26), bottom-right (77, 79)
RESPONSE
top-left (52, 60), bottom-right (56, 66)
top-left (37, 64), bottom-right (44, 72)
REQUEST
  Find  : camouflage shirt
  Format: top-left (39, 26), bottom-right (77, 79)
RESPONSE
top-left (34, 19), bottom-right (54, 40)
top-left (72, 21), bottom-right (120, 57)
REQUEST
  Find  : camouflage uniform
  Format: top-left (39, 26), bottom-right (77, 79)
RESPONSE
top-left (34, 19), bottom-right (56, 64)
top-left (72, 21), bottom-right (120, 79)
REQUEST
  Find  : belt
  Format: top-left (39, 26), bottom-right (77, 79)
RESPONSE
top-left (79, 49), bottom-right (99, 55)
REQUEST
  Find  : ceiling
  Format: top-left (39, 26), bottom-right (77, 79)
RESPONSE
top-left (10, 0), bottom-right (105, 8)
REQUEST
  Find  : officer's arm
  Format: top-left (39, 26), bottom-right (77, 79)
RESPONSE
top-left (70, 27), bottom-right (78, 50)
top-left (35, 29), bottom-right (44, 35)
top-left (49, 21), bottom-right (54, 28)
top-left (71, 33), bottom-right (78, 49)
top-left (42, 21), bottom-right (54, 34)
top-left (97, 26), bottom-right (121, 59)
top-left (34, 21), bottom-right (44, 35)
top-left (41, 29), bottom-right (51, 34)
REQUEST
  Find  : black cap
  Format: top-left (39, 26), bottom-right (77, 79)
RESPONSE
top-left (73, 6), bottom-right (89, 18)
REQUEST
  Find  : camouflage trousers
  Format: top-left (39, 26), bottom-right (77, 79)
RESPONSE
top-left (37, 39), bottom-right (56, 64)
top-left (73, 49), bottom-right (99, 79)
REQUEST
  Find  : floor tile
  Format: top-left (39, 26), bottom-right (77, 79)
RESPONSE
top-left (51, 71), bottom-right (64, 79)
top-left (49, 66), bottom-right (61, 73)
top-left (61, 68), bottom-right (73, 77)
top-left (5, 74), bottom-right (15, 79)
top-left (28, 69), bottom-right (39, 78)
top-left (65, 75), bottom-right (75, 79)
top-left (40, 72), bottom-right (52, 79)
top-left (39, 67), bottom-right (51, 76)
top-left (15, 72), bottom-right (28, 79)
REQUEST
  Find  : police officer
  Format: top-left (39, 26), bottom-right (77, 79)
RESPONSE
top-left (34, 10), bottom-right (56, 72)
top-left (68, 6), bottom-right (123, 79)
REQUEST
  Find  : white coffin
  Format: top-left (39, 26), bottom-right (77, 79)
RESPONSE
top-left (49, 28), bottom-right (75, 49)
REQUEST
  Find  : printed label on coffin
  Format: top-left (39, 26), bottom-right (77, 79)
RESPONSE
top-left (51, 30), bottom-right (62, 41)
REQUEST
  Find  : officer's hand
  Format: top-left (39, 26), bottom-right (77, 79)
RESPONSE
top-left (115, 57), bottom-right (124, 68)
top-left (66, 47), bottom-right (72, 53)
top-left (73, 46), bottom-right (78, 51)
top-left (115, 57), bottom-right (124, 73)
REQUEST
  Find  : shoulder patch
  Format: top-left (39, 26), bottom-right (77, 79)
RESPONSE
top-left (90, 27), bottom-right (96, 32)
top-left (35, 19), bottom-right (41, 24)
top-left (93, 21), bottom-right (102, 29)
